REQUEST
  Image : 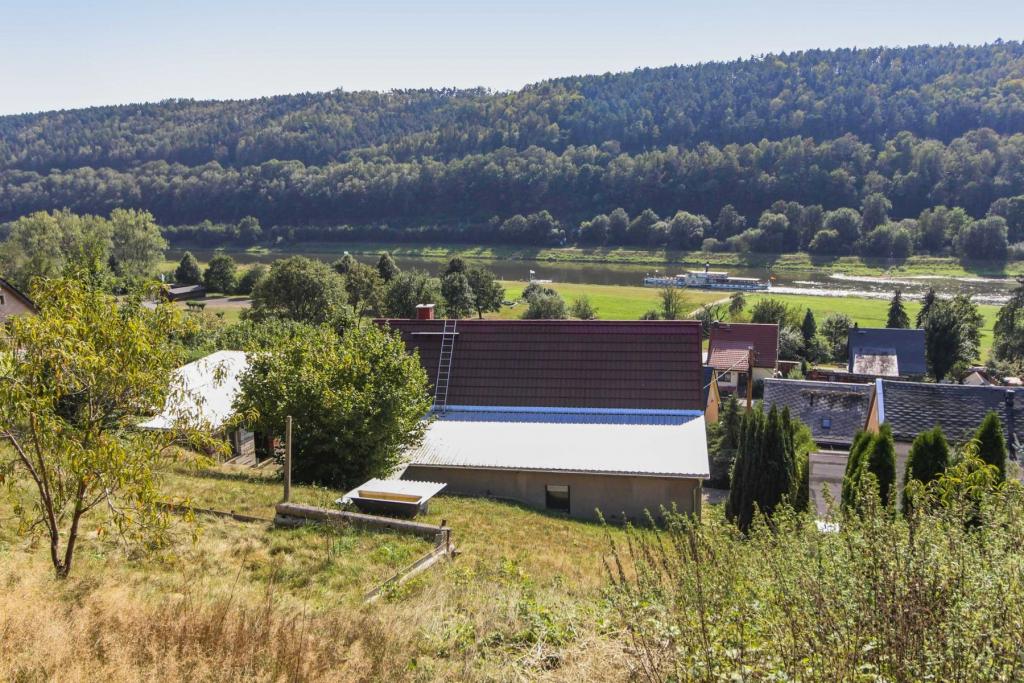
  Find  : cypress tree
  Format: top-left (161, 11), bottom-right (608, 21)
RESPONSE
top-left (727, 406), bottom-right (799, 531)
top-left (916, 287), bottom-right (937, 328)
top-left (721, 392), bottom-right (742, 450)
top-left (801, 308), bottom-right (817, 344)
top-left (901, 426), bottom-right (950, 512)
top-left (865, 424), bottom-right (897, 507)
top-left (886, 289), bottom-right (910, 328)
top-left (842, 430), bottom-right (873, 512)
top-left (974, 411), bottom-right (1007, 481)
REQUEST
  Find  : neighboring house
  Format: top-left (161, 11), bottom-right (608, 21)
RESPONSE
top-left (762, 379), bottom-right (873, 450)
top-left (963, 370), bottom-right (995, 386)
top-left (164, 283), bottom-right (207, 301)
top-left (865, 379), bottom-right (1023, 464)
top-left (0, 277), bottom-right (37, 321)
top-left (139, 350), bottom-right (256, 462)
top-left (703, 366), bottom-right (722, 424)
top-left (706, 322), bottom-right (780, 392)
top-left (380, 318), bottom-right (710, 521)
top-left (847, 328), bottom-right (926, 378)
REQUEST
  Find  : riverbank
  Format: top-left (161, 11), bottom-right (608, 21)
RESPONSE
top-left (168, 241), bottom-right (1024, 279)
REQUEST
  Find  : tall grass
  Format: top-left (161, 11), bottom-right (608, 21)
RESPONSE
top-left (606, 473), bottom-right (1024, 681)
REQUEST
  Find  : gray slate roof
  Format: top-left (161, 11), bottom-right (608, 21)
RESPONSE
top-left (763, 379), bottom-right (873, 447)
top-left (878, 380), bottom-right (1024, 454)
top-left (847, 328), bottom-right (926, 376)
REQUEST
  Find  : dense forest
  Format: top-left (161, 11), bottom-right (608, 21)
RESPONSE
top-left (3, 42), bottom-right (1024, 256)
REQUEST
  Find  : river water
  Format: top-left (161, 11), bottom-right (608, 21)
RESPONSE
top-left (169, 247), bottom-right (1020, 305)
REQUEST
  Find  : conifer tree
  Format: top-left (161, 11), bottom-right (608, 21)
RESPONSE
top-left (916, 287), bottom-right (937, 328)
top-left (974, 411), bottom-right (1007, 481)
top-left (886, 289), bottom-right (910, 328)
top-left (842, 430), bottom-right (873, 511)
top-left (800, 308), bottom-right (817, 344)
top-left (901, 426), bottom-right (950, 512)
top-left (865, 424), bottom-right (897, 507)
top-left (727, 406), bottom-right (798, 531)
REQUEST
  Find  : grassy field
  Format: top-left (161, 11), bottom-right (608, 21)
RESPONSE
top-left (1, 459), bottom-right (629, 681)
top-left (168, 241), bottom-right (1024, 278)
top-left (494, 279), bottom-right (727, 319)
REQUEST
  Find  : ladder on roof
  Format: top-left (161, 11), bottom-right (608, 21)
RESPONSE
top-left (433, 319), bottom-right (457, 414)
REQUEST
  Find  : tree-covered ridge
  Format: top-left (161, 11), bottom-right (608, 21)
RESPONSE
top-left (3, 42), bottom-right (1024, 172)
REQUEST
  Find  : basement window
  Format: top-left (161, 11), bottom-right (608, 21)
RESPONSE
top-left (545, 484), bottom-right (570, 513)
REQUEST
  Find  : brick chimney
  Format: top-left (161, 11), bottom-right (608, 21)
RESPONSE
top-left (415, 303), bottom-right (435, 320)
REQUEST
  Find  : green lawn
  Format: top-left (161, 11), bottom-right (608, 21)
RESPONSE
top-left (494, 279), bottom-right (727, 320)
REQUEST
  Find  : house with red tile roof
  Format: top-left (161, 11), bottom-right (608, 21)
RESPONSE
top-left (379, 318), bottom-right (710, 520)
top-left (706, 322), bottom-right (780, 392)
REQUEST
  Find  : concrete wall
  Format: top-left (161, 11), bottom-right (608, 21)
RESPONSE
top-left (402, 465), bottom-right (703, 521)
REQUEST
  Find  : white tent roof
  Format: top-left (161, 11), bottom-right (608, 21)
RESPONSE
top-left (139, 350), bottom-right (248, 431)
top-left (406, 406), bottom-right (709, 478)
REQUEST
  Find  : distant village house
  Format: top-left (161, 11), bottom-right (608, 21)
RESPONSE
top-left (0, 277), bottom-right (36, 321)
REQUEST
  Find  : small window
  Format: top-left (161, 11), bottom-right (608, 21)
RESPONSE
top-left (0, 294), bottom-right (5, 306)
top-left (545, 484), bottom-right (570, 513)
top-left (821, 417), bottom-right (832, 429)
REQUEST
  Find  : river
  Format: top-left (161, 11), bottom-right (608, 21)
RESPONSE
top-left (168, 247), bottom-right (1020, 305)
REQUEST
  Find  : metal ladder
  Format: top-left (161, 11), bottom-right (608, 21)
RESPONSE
top-left (433, 319), bottom-right (457, 413)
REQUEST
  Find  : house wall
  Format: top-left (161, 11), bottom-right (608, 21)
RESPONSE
top-left (752, 367), bottom-right (774, 383)
top-left (0, 287), bottom-right (33, 321)
top-left (808, 444), bottom-right (910, 517)
top-left (402, 465), bottom-right (703, 521)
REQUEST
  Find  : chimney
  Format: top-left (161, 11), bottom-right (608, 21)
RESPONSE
top-left (415, 303), bottom-right (435, 320)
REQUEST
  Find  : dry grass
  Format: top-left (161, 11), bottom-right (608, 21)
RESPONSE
top-left (0, 461), bottom-right (631, 681)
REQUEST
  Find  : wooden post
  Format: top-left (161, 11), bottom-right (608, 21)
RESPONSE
top-left (746, 347), bottom-right (755, 411)
top-left (284, 415), bottom-right (292, 503)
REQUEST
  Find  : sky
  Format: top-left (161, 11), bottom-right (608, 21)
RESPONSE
top-left (1, 0), bottom-right (1023, 116)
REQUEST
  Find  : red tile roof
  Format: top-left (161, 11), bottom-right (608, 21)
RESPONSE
top-left (707, 322), bottom-right (779, 371)
top-left (378, 319), bottom-right (704, 410)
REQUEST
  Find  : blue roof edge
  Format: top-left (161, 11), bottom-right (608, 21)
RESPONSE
top-left (434, 405), bottom-right (705, 417)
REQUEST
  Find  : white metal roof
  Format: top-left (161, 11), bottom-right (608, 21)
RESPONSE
top-left (339, 478), bottom-right (447, 505)
top-left (406, 405), bottom-right (709, 478)
top-left (139, 350), bottom-right (248, 431)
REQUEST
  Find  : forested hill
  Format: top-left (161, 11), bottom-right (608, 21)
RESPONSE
top-left (3, 42), bottom-right (1024, 255)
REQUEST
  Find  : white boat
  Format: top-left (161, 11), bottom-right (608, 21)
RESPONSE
top-left (644, 264), bottom-right (769, 291)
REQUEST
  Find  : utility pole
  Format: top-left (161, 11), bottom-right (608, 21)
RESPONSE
top-left (746, 347), bottom-right (755, 411)
top-left (284, 415), bottom-right (292, 503)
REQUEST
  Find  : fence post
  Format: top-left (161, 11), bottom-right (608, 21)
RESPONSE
top-left (284, 415), bottom-right (292, 503)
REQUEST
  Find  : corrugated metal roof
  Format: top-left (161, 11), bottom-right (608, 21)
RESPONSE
top-left (406, 406), bottom-right (709, 478)
top-left (339, 478), bottom-right (447, 504)
top-left (378, 319), bottom-right (704, 411)
top-left (139, 350), bottom-right (248, 431)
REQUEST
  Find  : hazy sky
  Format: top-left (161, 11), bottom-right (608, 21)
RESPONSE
top-left (2, 0), bottom-right (1022, 115)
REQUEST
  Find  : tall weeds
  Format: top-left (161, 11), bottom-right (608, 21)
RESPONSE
top-left (606, 476), bottom-right (1024, 681)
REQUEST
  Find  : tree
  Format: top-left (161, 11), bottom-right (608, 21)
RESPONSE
top-left (843, 426), bottom-right (896, 511)
top-left (376, 252), bottom-right (400, 282)
top-left (728, 291), bottom-right (746, 318)
top-left (578, 214), bottom-right (610, 245)
top-left (660, 287), bottom-right (686, 320)
top-left (627, 209), bottom-right (660, 245)
top-left (924, 301), bottom-right (962, 381)
top-left (901, 426), bottom-right (950, 512)
top-left (974, 411), bottom-right (1007, 481)
top-left (237, 216), bottom-right (262, 244)
top-left (249, 256), bottom-right (349, 325)
top-left (344, 261), bottom-right (385, 317)
top-left (203, 253), bottom-right (238, 294)
top-left (444, 256), bottom-right (468, 276)
top-left (234, 324), bottom-right (432, 488)
top-left (175, 251), bottom-right (202, 285)
top-left (713, 204), bottom-right (747, 239)
top-left (861, 193), bottom-right (892, 231)
top-left (440, 272), bottom-right (476, 318)
top-left (800, 308), bottom-right (817, 345)
top-left (841, 431), bottom-right (873, 512)
top-left (667, 211), bottom-right (709, 249)
top-left (332, 253), bottom-right (357, 275)
top-left (109, 208), bottom-right (166, 280)
top-left (886, 289), bottom-right (910, 328)
top-left (916, 287), bottom-right (937, 328)
top-left (993, 276), bottom-right (1024, 364)
top-left (0, 278), bottom-right (199, 578)
top-left (235, 263), bottom-right (269, 295)
top-left (987, 195), bottom-right (1024, 244)
top-left (955, 216), bottom-right (1008, 261)
top-left (465, 266), bottom-right (504, 319)
top-left (821, 312), bottom-right (853, 361)
top-left (608, 208), bottom-right (630, 245)
top-left (750, 298), bottom-right (795, 327)
top-left (726, 405), bottom-right (799, 532)
top-left (382, 270), bottom-right (445, 319)
top-left (522, 289), bottom-right (567, 319)
top-left (951, 294), bottom-right (983, 364)
top-left (569, 296), bottom-right (598, 320)
top-left (823, 207), bottom-right (862, 244)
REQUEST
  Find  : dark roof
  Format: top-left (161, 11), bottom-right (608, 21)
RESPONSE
top-left (847, 328), bottom-right (926, 376)
top-left (763, 379), bottom-right (873, 447)
top-left (707, 323), bottom-right (779, 370)
top-left (878, 380), bottom-right (1024, 453)
top-left (0, 276), bottom-right (36, 311)
top-left (379, 319), bottom-right (704, 410)
top-left (702, 366), bottom-right (716, 407)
